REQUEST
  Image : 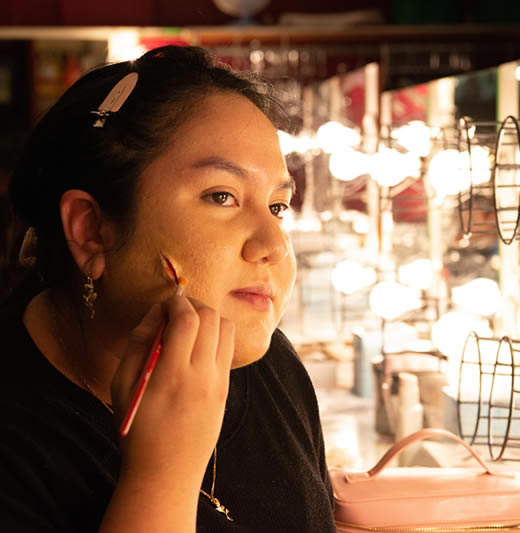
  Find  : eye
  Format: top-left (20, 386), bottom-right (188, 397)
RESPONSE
top-left (203, 191), bottom-right (238, 207)
top-left (270, 203), bottom-right (290, 218)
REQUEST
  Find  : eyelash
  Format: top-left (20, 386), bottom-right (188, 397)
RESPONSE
top-left (204, 191), bottom-right (290, 218)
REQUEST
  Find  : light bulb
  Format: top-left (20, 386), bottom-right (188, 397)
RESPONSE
top-left (281, 208), bottom-right (295, 232)
top-left (428, 149), bottom-right (469, 196)
top-left (108, 30), bottom-right (146, 62)
top-left (369, 281), bottom-right (422, 320)
top-left (452, 277), bottom-right (500, 316)
top-left (431, 311), bottom-right (492, 359)
top-left (331, 260), bottom-right (376, 295)
top-left (294, 211), bottom-right (322, 232)
top-left (469, 146), bottom-right (491, 185)
top-left (352, 213), bottom-right (369, 234)
top-left (398, 258), bottom-right (433, 291)
top-left (294, 133), bottom-right (316, 154)
top-left (316, 121), bottom-right (361, 153)
top-left (392, 121), bottom-right (432, 158)
top-left (277, 130), bottom-right (295, 156)
top-left (370, 147), bottom-right (421, 187)
top-left (459, 146), bottom-right (491, 187)
top-left (329, 149), bottom-right (369, 181)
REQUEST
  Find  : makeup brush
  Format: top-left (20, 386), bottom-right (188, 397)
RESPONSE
top-left (120, 261), bottom-right (188, 437)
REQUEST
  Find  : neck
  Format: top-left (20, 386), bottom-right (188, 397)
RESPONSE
top-left (27, 288), bottom-right (125, 407)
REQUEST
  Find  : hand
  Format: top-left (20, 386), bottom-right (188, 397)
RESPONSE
top-left (111, 294), bottom-right (235, 485)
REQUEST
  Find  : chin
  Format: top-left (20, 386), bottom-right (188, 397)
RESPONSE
top-left (231, 330), bottom-right (274, 369)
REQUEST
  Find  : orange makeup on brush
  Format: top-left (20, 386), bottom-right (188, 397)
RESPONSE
top-left (119, 258), bottom-right (188, 437)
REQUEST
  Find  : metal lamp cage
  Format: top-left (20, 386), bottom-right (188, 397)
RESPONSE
top-left (457, 115), bottom-right (520, 245)
top-left (457, 331), bottom-right (520, 461)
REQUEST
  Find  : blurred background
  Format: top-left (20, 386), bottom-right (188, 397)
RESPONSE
top-left (3, 0), bottom-right (520, 469)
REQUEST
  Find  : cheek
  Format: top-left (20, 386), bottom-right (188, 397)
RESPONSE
top-left (171, 238), bottom-right (229, 305)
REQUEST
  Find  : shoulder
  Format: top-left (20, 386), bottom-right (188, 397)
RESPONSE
top-left (264, 328), bottom-right (310, 379)
top-left (268, 328), bottom-right (302, 362)
top-left (262, 328), bottom-right (319, 406)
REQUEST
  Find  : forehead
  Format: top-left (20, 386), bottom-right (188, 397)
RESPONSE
top-left (165, 91), bottom-right (285, 169)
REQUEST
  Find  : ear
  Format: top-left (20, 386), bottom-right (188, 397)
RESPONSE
top-left (60, 189), bottom-right (117, 280)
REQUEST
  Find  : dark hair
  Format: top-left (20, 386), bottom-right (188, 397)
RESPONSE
top-left (2, 45), bottom-right (286, 305)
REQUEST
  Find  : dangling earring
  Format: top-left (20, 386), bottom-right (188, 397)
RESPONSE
top-left (82, 275), bottom-right (97, 319)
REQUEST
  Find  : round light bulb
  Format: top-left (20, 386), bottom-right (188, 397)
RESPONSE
top-left (369, 281), bottom-right (422, 320)
top-left (331, 260), bottom-right (377, 295)
top-left (431, 311), bottom-right (492, 359)
top-left (452, 277), bottom-right (500, 316)
top-left (316, 121), bottom-right (361, 153)
top-left (370, 147), bottom-right (421, 187)
top-left (329, 149), bottom-right (369, 181)
top-left (277, 130), bottom-right (295, 156)
top-left (392, 120), bottom-right (432, 157)
top-left (398, 258), bottom-right (433, 291)
top-left (469, 145), bottom-right (491, 186)
top-left (428, 149), bottom-right (469, 196)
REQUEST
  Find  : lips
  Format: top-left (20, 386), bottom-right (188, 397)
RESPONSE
top-left (230, 284), bottom-right (274, 311)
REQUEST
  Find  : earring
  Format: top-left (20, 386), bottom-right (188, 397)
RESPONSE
top-left (82, 275), bottom-right (97, 319)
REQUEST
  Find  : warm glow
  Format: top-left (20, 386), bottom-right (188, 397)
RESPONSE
top-left (431, 311), bottom-right (492, 359)
top-left (427, 149), bottom-right (469, 196)
top-left (398, 258), bottom-right (433, 291)
top-left (381, 210), bottom-right (393, 234)
top-left (277, 130), bottom-right (316, 155)
top-left (294, 211), bottom-right (322, 232)
top-left (370, 147), bottom-right (421, 187)
top-left (459, 145), bottom-right (491, 186)
top-left (329, 149), bottom-right (370, 181)
top-left (320, 210), bottom-right (333, 222)
top-left (352, 212), bottom-right (370, 234)
top-left (316, 121), bottom-right (361, 153)
top-left (277, 130), bottom-right (295, 156)
top-left (369, 281), bottom-right (423, 320)
top-left (392, 121), bottom-right (432, 158)
top-left (452, 332), bottom-right (497, 402)
top-left (281, 208), bottom-right (295, 232)
top-left (294, 134), bottom-right (316, 154)
top-left (452, 277), bottom-right (500, 316)
top-left (331, 260), bottom-right (377, 295)
top-left (108, 30), bottom-right (147, 62)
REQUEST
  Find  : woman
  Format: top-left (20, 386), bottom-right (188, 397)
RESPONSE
top-left (0, 45), bottom-right (336, 532)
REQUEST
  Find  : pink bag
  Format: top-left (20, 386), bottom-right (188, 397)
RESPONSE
top-left (330, 428), bottom-right (520, 532)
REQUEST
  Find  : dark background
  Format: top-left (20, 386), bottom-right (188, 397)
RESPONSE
top-left (0, 0), bottom-right (519, 26)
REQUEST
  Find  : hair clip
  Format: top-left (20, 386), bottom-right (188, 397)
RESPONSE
top-left (90, 72), bottom-right (139, 128)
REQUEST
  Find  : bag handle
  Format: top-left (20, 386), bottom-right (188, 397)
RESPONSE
top-left (344, 428), bottom-right (498, 482)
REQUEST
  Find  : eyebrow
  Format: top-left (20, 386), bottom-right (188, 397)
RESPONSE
top-left (192, 156), bottom-right (296, 195)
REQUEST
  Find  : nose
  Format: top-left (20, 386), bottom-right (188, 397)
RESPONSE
top-left (242, 215), bottom-right (291, 265)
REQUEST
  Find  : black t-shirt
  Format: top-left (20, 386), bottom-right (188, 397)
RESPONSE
top-left (0, 311), bottom-right (336, 532)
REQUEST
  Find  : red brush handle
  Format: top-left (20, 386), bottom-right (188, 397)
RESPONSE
top-left (119, 321), bottom-right (166, 437)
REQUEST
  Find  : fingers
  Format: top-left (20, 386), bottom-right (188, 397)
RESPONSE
top-left (150, 294), bottom-right (234, 386)
top-left (153, 295), bottom-right (200, 377)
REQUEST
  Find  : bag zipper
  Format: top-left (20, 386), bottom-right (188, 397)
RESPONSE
top-left (335, 520), bottom-right (520, 532)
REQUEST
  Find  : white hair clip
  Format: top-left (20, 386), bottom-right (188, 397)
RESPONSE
top-left (90, 72), bottom-right (139, 128)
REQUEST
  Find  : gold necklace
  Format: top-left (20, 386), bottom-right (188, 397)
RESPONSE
top-left (51, 294), bottom-right (232, 520)
top-left (200, 447), bottom-right (233, 521)
top-left (50, 296), bottom-right (114, 414)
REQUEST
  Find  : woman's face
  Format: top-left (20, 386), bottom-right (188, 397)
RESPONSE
top-left (102, 91), bottom-right (296, 368)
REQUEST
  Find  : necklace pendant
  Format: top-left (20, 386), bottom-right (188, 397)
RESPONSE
top-left (212, 497), bottom-right (233, 521)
